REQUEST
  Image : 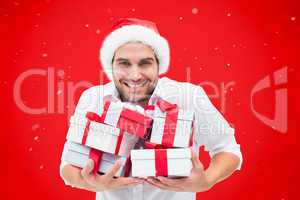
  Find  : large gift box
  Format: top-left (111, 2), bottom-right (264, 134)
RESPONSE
top-left (62, 141), bottom-right (131, 177)
top-left (66, 100), bottom-right (152, 157)
top-left (150, 99), bottom-right (194, 148)
top-left (130, 148), bottom-right (192, 177)
top-left (66, 113), bottom-right (138, 157)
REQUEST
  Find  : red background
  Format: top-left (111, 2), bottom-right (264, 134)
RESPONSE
top-left (1, 0), bottom-right (299, 199)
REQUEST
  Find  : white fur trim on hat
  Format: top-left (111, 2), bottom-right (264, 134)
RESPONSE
top-left (100, 25), bottom-right (170, 80)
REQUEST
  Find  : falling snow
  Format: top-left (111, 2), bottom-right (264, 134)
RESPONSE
top-left (41, 53), bottom-right (48, 58)
top-left (57, 90), bottom-right (62, 95)
top-left (13, 1), bottom-right (20, 6)
top-left (290, 17), bottom-right (296, 21)
top-left (192, 8), bottom-right (199, 14)
top-left (57, 70), bottom-right (65, 79)
top-left (32, 123), bottom-right (40, 131)
top-left (85, 24), bottom-right (89, 28)
top-left (227, 12), bottom-right (231, 17)
top-left (179, 16), bottom-right (183, 21)
top-left (96, 29), bottom-right (101, 34)
top-left (34, 136), bottom-right (39, 141)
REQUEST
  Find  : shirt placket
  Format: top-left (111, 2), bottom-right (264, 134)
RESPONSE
top-left (132, 183), bottom-right (144, 200)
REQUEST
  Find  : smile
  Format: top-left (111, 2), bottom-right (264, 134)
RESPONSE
top-left (123, 80), bottom-right (148, 88)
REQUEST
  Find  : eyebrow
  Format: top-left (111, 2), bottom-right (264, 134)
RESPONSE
top-left (115, 57), bottom-right (155, 62)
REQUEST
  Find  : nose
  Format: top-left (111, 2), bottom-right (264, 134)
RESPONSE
top-left (128, 65), bottom-right (142, 81)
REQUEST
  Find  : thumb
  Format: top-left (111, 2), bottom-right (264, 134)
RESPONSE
top-left (191, 151), bottom-right (204, 171)
top-left (82, 159), bottom-right (94, 176)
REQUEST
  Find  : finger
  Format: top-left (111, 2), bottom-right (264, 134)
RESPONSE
top-left (81, 159), bottom-right (94, 178)
top-left (110, 177), bottom-right (143, 188)
top-left (146, 178), bottom-right (182, 191)
top-left (157, 176), bottom-right (187, 186)
top-left (146, 178), bottom-right (169, 190)
top-left (191, 151), bottom-right (204, 171)
top-left (103, 160), bottom-right (121, 180)
top-left (81, 159), bottom-right (97, 185)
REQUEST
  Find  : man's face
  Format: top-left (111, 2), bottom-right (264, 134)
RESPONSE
top-left (112, 42), bottom-right (159, 104)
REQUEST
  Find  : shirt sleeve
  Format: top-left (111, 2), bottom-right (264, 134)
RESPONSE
top-left (59, 87), bottom-right (99, 185)
top-left (193, 86), bottom-right (243, 170)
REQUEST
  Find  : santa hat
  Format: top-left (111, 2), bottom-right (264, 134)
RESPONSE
top-left (100, 18), bottom-right (170, 80)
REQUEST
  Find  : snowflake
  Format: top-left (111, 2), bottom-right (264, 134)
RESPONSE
top-left (57, 70), bottom-right (65, 79)
top-left (57, 90), bottom-right (62, 95)
top-left (96, 29), bottom-right (101, 34)
top-left (13, 1), bottom-right (20, 6)
top-left (34, 136), bottom-right (39, 141)
top-left (227, 12), bottom-right (231, 17)
top-left (192, 8), bottom-right (199, 14)
top-left (32, 124), bottom-right (40, 131)
top-left (41, 53), bottom-right (48, 58)
top-left (85, 24), bottom-right (89, 28)
top-left (290, 17), bottom-right (296, 21)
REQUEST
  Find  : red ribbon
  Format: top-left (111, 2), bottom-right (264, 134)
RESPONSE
top-left (144, 141), bottom-right (165, 149)
top-left (155, 149), bottom-right (168, 176)
top-left (189, 121), bottom-right (194, 147)
top-left (157, 99), bottom-right (179, 148)
top-left (101, 101), bottom-right (125, 155)
top-left (83, 102), bottom-right (124, 156)
top-left (124, 156), bottom-right (132, 177)
top-left (89, 148), bottom-right (103, 175)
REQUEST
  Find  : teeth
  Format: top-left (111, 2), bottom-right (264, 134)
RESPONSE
top-left (124, 81), bottom-right (147, 88)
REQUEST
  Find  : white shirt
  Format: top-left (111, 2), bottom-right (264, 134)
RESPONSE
top-left (60, 77), bottom-right (243, 200)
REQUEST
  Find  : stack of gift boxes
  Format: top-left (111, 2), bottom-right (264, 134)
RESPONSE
top-left (61, 99), bottom-right (195, 178)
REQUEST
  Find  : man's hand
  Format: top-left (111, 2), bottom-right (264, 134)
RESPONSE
top-left (80, 159), bottom-right (143, 191)
top-left (146, 151), bottom-right (214, 192)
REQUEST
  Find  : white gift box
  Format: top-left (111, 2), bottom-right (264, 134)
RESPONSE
top-left (66, 114), bottom-right (138, 157)
top-left (150, 106), bottom-right (194, 148)
top-left (62, 141), bottom-right (129, 177)
top-left (130, 148), bottom-right (192, 177)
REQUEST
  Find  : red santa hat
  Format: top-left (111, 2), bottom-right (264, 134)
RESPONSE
top-left (100, 18), bottom-right (170, 80)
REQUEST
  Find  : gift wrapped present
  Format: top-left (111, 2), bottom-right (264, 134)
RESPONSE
top-left (62, 141), bottom-right (131, 177)
top-left (149, 99), bottom-right (194, 148)
top-left (130, 148), bottom-right (192, 177)
top-left (66, 112), bottom-right (138, 157)
top-left (100, 101), bottom-right (153, 138)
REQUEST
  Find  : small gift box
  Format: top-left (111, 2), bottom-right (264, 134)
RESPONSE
top-left (150, 99), bottom-right (194, 148)
top-left (62, 141), bottom-right (131, 177)
top-left (101, 101), bottom-right (153, 138)
top-left (66, 113), bottom-right (138, 157)
top-left (130, 148), bottom-right (192, 177)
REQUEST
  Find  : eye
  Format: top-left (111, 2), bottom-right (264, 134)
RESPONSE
top-left (139, 61), bottom-right (153, 67)
top-left (119, 61), bottom-right (131, 67)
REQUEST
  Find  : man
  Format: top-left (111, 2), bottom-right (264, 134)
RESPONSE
top-left (60, 18), bottom-right (242, 200)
